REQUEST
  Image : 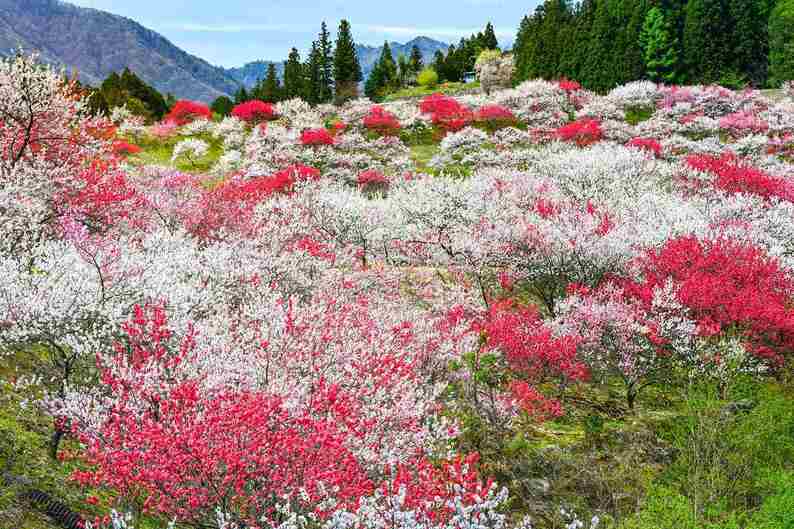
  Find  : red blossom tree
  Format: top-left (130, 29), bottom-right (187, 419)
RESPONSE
top-left (362, 106), bottom-right (401, 136)
top-left (165, 100), bottom-right (212, 126)
top-left (623, 236), bottom-right (794, 366)
top-left (686, 153), bottom-right (794, 203)
top-left (301, 128), bottom-right (335, 146)
top-left (231, 100), bottom-right (276, 124)
top-left (627, 137), bottom-right (663, 158)
top-left (555, 118), bottom-right (603, 147)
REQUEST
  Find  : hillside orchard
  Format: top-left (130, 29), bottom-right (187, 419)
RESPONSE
top-left (2, 53), bottom-right (794, 529)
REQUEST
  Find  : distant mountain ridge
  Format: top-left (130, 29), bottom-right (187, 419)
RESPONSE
top-left (225, 37), bottom-right (450, 89)
top-left (0, 0), bottom-right (241, 101)
top-left (0, 0), bottom-right (451, 100)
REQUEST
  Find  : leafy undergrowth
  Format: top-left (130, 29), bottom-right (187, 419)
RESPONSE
top-left (383, 81), bottom-right (480, 102)
top-left (126, 133), bottom-right (224, 173)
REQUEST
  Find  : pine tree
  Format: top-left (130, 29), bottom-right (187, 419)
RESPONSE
top-left (377, 41), bottom-right (398, 87)
top-left (318, 22), bottom-right (334, 103)
top-left (729, 0), bottom-right (768, 86)
top-left (640, 6), bottom-right (679, 83)
top-left (304, 41), bottom-right (322, 105)
top-left (259, 63), bottom-right (282, 102)
top-left (622, 0), bottom-right (649, 85)
top-left (365, 42), bottom-right (397, 100)
top-left (769, 0), bottom-right (794, 86)
top-left (409, 45), bottom-right (424, 74)
top-left (333, 19), bottom-right (363, 102)
top-left (513, 15), bottom-right (533, 81)
top-left (432, 50), bottom-right (447, 82)
top-left (283, 48), bottom-right (305, 100)
top-left (583, 0), bottom-right (617, 91)
top-left (234, 86), bottom-right (250, 105)
top-left (482, 22), bottom-right (499, 50)
top-left (683, 0), bottom-right (730, 84)
top-left (397, 54), bottom-right (411, 87)
top-left (211, 96), bottom-right (234, 116)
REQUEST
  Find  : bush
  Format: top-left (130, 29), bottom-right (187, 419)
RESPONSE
top-left (231, 100), bottom-right (276, 124)
top-left (417, 68), bottom-right (439, 89)
top-left (165, 100), bottom-right (212, 126)
top-left (475, 49), bottom-right (502, 68)
top-left (362, 106), bottom-right (401, 136)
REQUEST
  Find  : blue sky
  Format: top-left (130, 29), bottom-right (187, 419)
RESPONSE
top-left (68, 0), bottom-right (538, 68)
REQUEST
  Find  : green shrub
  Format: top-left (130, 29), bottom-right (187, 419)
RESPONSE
top-left (475, 49), bottom-right (502, 68)
top-left (417, 67), bottom-right (439, 88)
top-left (625, 106), bottom-right (655, 125)
top-left (748, 471), bottom-right (794, 529)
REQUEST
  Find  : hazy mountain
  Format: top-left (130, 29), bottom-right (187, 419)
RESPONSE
top-left (226, 36), bottom-right (450, 89)
top-left (225, 60), bottom-right (284, 88)
top-left (0, 0), bottom-right (241, 102)
top-left (356, 36), bottom-right (449, 79)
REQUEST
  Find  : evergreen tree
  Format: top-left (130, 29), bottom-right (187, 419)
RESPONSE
top-left (683, 0), bottom-right (730, 84)
top-left (583, 0), bottom-right (617, 91)
top-left (397, 54), bottom-right (411, 87)
top-left (769, 0), bottom-right (794, 86)
top-left (333, 19), bottom-right (363, 102)
top-left (365, 42), bottom-right (397, 100)
top-left (622, 0), bottom-right (650, 85)
top-left (234, 86), bottom-right (250, 105)
top-left (513, 15), bottom-right (533, 81)
top-left (283, 48), bottom-right (305, 100)
top-left (120, 68), bottom-right (167, 118)
top-left (409, 45), bottom-right (424, 74)
top-left (211, 96), bottom-right (234, 116)
top-left (640, 6), bottom-right (679, 83)
top-left (318, 22), bottom-right (335, 103)
top-left (304, 41), bottom-right (323, 105)
top-left (482, 22), bottom-right (499, 50)
top-left (259, 63), bottom-right (282, 102)
top-left (729, 0), bottom-right (768, 86)
top-left (432, 50), bottom-right (447, 82)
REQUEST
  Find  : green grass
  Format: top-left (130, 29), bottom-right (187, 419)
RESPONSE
top-left (383, 81), bottom-right (480, 102)
top-left (410, 144), bottom-right (440, 172)
top-left (125, 133), bottom-right (224, 174)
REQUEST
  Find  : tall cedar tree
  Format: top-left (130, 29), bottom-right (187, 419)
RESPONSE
top-left (258, 64), bottom-right (282, 102)
top-left (365, 41), bottom-right (398, 100)
top-left (683, 0), bottom-right (731, 84)
top-left (283, 48), bottom-right (305, 100)
top-left (304, 42), bottom-right (323, 105)
top-left (234, 86), bottom-right (250, 104)
top-left (409, 45), bottom-right (424, 74)
top-left (513, 15), bottom-right (533, 81)
top-left (729, 0), bottom-right (767, 86)
top-left (769, 0), bottom-right (794, 86)
top-left (640, 6), bottom-right (679, 83)
top-left (622, 0), bottom-right (650, 85)
top-left (512, 0), bottom-right (772, 91)
top-left (210, 96), bottom-right (234, 116)
top-left (483, 22), bottom-right (499, 49)
top-left (432, 50), bottom-right (446, 82)
top-left (333, 20), bottom-right (363, 102)
top-left (318, 22), bottom-right (335, 103)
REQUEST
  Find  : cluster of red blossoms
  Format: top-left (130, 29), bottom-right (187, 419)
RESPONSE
top-left (165, 100), bottom-right (212, 125)
top-left (363, 106), bottom-right (401, 136)
top-left (556, 118), bottom-right (603, 146)
top-left (420, 94), bottom-right (474, 133)
top-left (231, 100), bottom-right (276, 124)
top-left (686, 153), bottom-right (794, 203)
top-left (622, 236), bottom-right (794, 365)
top-left (627, 137), bottom-right (663, 158)
top-left (301, 128), bottom-right (335, 146)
